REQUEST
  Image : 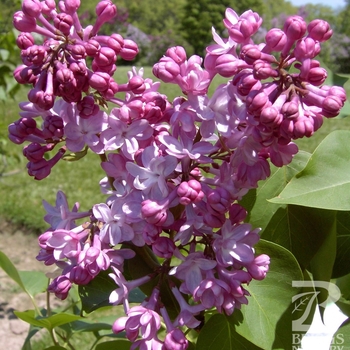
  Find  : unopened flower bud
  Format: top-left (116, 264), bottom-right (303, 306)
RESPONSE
top-left (283, 16), bottom-right (307, 40)
top-left (119, 39), bottom-right (139, 60)
top-left (307, 19), bottom-right (332, 42)
top-left (153, 57), bottom-right (180, 83)
top-left (177, 180), bottom-right (204, 205)
top-left (166, 46), bottom-right (187, 64)
top-left (59, 0), bottom-right (80, 14)
top-left (95, 0), bottom-right (117, 22)
top-left (48, 275), bottom-right (71, 300)
top-left (53, 12), bottom-right (73, 35)
top-left (22, 0), bottom-right (42, 18)
top-left (322, 95), bottom-right (344, 118)
top-left (253, 60), bottom-right (279, 80)
top-left (264, 28), bottom-right (287, 52)
top-left (16, 32), bottom-right (35, 49)
top-left (152, 237), bottom-right (175, 259)
top-left (13, 11), bottom-right (37, 32)
top-left (215, 55), bottom-right (248, 77)
top-left (84, 39), bottom-right (101, 56)
top-left (294, 37), bottom-right (320, 60)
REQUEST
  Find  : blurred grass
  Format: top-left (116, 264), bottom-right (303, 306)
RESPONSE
top-left (0, 66), bottom-right (349, 233)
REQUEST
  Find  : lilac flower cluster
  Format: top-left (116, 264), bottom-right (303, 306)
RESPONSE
top-left (9, 1), bottom-right (346, 349)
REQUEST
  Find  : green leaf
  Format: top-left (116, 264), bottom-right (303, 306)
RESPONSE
top-left (196, 313), bottom-right (263, 350)
top-left (95, 340), bottom-right (132, 350)
top-left (269, 130), bottom-right (350, 210)
top-left (240, 151), bottom-right (311, 234)
top-left (0, 250), bottom-right (26, 291)
top-left (79, 269), bottom-right (116, 314)
top-left (332, 235), bottom-right (350, 278)
top-left (18, 270), bottom-right (48, 297)
top-left (14, 310), bottom-right (82, 331)
top-left (232, 239), bottom-right (303, 350)
top-left (43, 347), bottom-right (68, 350)
top-left (262, 206), bottom-right (337, 269)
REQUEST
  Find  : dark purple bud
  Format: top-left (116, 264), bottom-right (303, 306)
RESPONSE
top-left (8, 117), bottom-right (37, 144)
top-left (77, 95), bottom-right (100, 119)
top-left (293, 116), bottom-right (314, 138)
top-left (246, 89), bottom-right (272, 116)
top-left (152, 237), bottom-right (175, 259)
top-left (16, 32), bottom-right (35, 49)
top-left (128, 76), bottom-right (145, 94)
top-left (260, 106), bottom-right (283, 126)
top-left (23, 142), bottom-right (54, 162)
top-left (42, 115), bottom-right (64, 139)
top-left (231, 71), bottom-right (261, 96)
top-left (281, 99), bottom-right (300, 119)
top-left (215, 54), bottom-right (249, 77)
top-left (207, 187), bottom-right (231, 214)
top-left (54, 13), bottom-right (73, 36)
top-left (69, 265), bottom-right (93, 285)
top-left (41, 0), bottom-right (56, 16)
top-left (89, 71), bottom-right (110, 91)
top-left (67, 44), bottom-right (86, 60)
top-left (48, 275), bottom-right (71, 300)
top-left (307, 19), bottom-right (332, 42)
top-left (307, 67), bottom-right (327, 86)
top-left (21, 45), bottom-right (48, 65)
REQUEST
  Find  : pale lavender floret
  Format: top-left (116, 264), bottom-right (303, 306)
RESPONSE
top-left (113, 289), bottom-right (162, 342)
top-left (171, 286), bottom-right (206, 328)
top-left (212, 220), bottom-right (260, 266)
top-left (158, 132), bottom-right (218, 163)
top-left (101, 113), bottom-right (153, 156)
top-left (169, 251), bottom-right (217, 295)
top-left (92, 201), bottom-right (135, 246)
top-left (46, 225), bottom-right (89, 260)
top-left (64, 106), bottom-right (108, 153)
top-left (193, 276), bottom-right (231, 311)
top-left (126, 143), bottom-right (178, 198)
top-left (109, 266), bottom-right (151, 307)
top-left (42, 190), bottom-right (90, 230)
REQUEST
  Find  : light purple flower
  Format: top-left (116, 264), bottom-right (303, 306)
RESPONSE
top-left (64, 107), bottom-right (108, 153)
top-left (126, 144), bottom-right (178, 198)
top-left (42, 190), bottom-right (90, 230)
top-left (212, 220), bottom-right (260, 266)
top-left (92, 201), bottom-right (134, 246)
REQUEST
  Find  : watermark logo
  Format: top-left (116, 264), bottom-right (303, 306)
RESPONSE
top-left (292, 281), bottom-right (341, 332)
top-left (292, 281), bottom-right (346, 350)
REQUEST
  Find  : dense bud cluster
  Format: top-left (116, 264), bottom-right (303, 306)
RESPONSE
top-left (9, 2), bottom-right (346, 349)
